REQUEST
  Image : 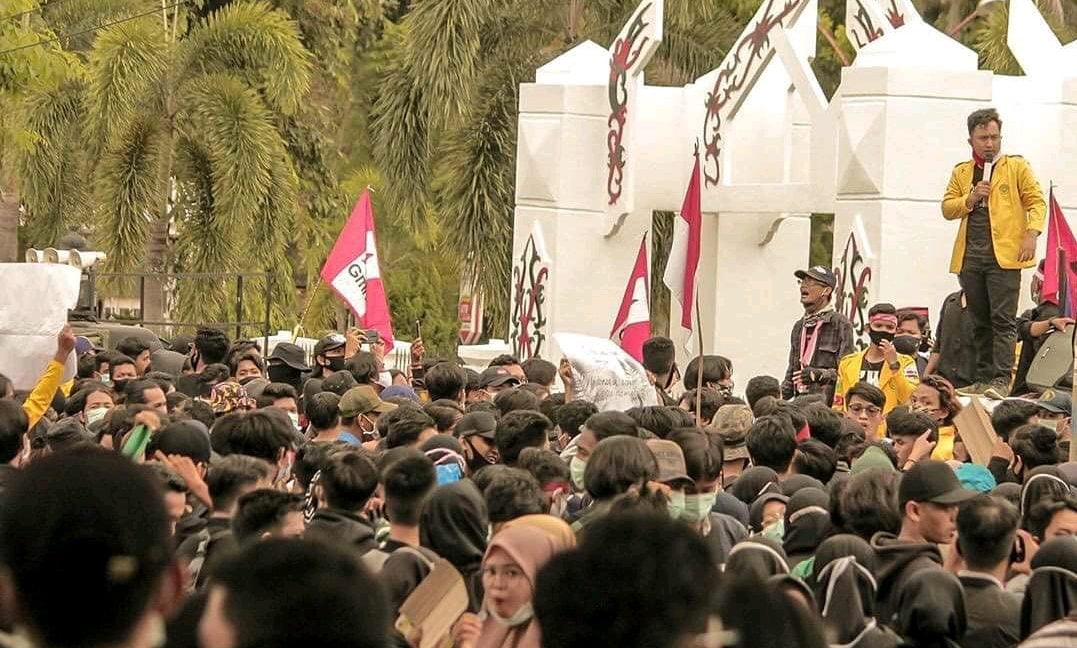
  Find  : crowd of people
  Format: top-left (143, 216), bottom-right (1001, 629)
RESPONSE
top-left (0, 106), bottom-right (1074, 648)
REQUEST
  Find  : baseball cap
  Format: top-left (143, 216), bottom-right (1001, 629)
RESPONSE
top-left (339, 385), bottom-right (396, 418)
top-left (712, 404), bottom-right (752, 461)
top-left (795, 266), bottom-right (837, 289)
top-left (456, 412), bottom-right (497, 440)
top-left (74, 336), bottom-right (95, 356)
top-left (322, 370), bottom-right (358, 396)
top-left (268, 343), bottom-right (310, 372)
top-left (646, 439), bottom-right (694, 486)
top-left (313, 334), bottom-right (347, 359)
top-left (479, 366), bottom-right (521, 389)
top-left (899, 460), bottom-right (977, 508)
top-left (1037, 389), bottom-right (1072, 416)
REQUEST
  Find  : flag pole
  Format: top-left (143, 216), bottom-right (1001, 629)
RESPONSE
top-left (694, 294), bottom-right (704, 422)
top-left (293, 274), bottom-right (324, 342)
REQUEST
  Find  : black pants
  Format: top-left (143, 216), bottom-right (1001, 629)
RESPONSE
top-left (958, 254), bottom-right (1020, 383)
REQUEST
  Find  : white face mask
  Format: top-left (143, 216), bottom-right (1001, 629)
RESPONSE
top-left (287, 411), bottom-right (301, 432)
top-left (488, 603), bottom-right (534, 627)
top-left (377, 371), bottom-right (393, 388)
top-left (85, 407), bottom-right (109, 427)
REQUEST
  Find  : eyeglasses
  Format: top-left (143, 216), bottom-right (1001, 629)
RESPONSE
top-left (848, 404), bottom-right (881, 416)
top-left (482, 564), bottom-right (525, 584)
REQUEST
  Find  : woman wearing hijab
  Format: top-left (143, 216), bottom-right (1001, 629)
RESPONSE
top-left (894, 569), bottom-right (967, 648)
top-left (420, 480), bottom-right (489, 612)
top-left (783, 487), bottom-right (831, 573)
top-left (1020, 536), bottom-right (1077, 640)
top-left (1020, 467), bottom-right (1072, 532)
top-left (452, 519), bottom-right (575, 648)
top-left (729, 465), bottom-right (781, 506)
top-left (748, 492), bottom-right (789, 538)
top-left (811, 534), bottom-right (901, 648)
top-left (725, 537), bottom-right (790, 582)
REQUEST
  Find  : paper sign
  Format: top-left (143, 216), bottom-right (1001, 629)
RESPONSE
top-left (0, 264), bottom-right (81, 389)
top-left (555, 332), bottom-right (659, 412)
top-left (952, 395), bottom-right (999, 466)
top-left (395, 558), bottom-right (468, 648)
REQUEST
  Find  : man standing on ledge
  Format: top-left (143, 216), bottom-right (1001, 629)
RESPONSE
top-left (943, 108), bottom-right (1045, 399)
top-left (782, 266), bottom-right (854, 406)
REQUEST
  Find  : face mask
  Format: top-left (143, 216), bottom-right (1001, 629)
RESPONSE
top-left (327, 356), bottom-right (346, 372)
top-left (667, 490), bottom-right (686, 520)
top-left (288, 411), bottom-right (301, 432)
top-left (570, 456), bottom-right (587, 491)
top-left (112, 378), bottom-right (130, 394)
top-left (683, 492), bottom-right (717, 523)
top-left (549, 490), bottom-right (568, 519)
top-left (465, 439), bottom-right (497, 474)
top-left (893, 335), bottom-right (920, 355)
top-left (868, 329), bottom-right (894, 346)
top-left (761, 518), bottom-right (785, 542)
top-left (377, 371), bottom-right (393, 388)
top-left (717, 384), bottom-right (733, 398)
top-left (1041, 419), bottom-right (1060, 433)
top-left (85, 407), bottom-right (109, 427)
top-left (268, 365), bottom-right (300, 387)
top-left (100, 373), bottom-right (111, 385)
top-left (488, 603), bottom-right (534, 628)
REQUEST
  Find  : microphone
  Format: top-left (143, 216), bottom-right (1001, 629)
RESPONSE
top-left (981, 152), bottom-right (995, 208)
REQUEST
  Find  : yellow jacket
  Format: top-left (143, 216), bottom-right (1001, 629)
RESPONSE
top-left (22, 360), bottom-right (73, 429)
top-left (942, 155), bottom-right (1046, 273)
top-left (832, 349), bottom-right (919, 419)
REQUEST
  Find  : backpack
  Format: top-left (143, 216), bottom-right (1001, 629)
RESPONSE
top-left (360, 544), bottom-right (437, 574)
top-left (186, 527), bottom-right (233, 592)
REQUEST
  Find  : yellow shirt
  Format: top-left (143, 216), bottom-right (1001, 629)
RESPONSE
top-left (833, 350), bottom-right (920, 439)
top-left (22, 360), bottom-right (72, 429)
top-left (931, 425), bottom-right (957, 462)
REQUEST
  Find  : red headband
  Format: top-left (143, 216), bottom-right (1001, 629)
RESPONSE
top-left (869, 314), bottom-right (898, 325)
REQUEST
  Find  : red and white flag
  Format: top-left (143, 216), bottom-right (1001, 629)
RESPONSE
top-left (662, 152), bottom-right (702, 345)
top-left (321, 189), bottom-right (396, 350)
top-left (1043, 188), bottom-right (1077, 317)
top-left (610, 235), bottom-right (651, 363)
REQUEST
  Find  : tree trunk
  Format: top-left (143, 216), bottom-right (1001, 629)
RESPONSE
top-left (0, 190), bottom-right (19, 263)
top-left (145, 122), bottom-right (174, 331)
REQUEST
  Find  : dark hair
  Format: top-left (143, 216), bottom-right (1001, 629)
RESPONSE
top-left (116, 336), bottom-right (151, 361)
top-left (213, 538), bottom-right (389, 648)
top-left (719, 574), bottom-right (826, 648)
top-left (195, 327), bottom-right (230, 366)
top-left (489, 354), bottom-right (521, 368)
top-left (146, 421), bottom-right (212, 465)
top-left (423, 402), bottom-right (461, 433)
top-left (801, 403), bottom-right (844, 448)
top-left (484, 467), bottom-right (546, 524)
top-left (382, 451), bottom-right (437, 526)
top-left (228, 409), bottom-right (295, 462)
top-left (793, 439), bottom-right (837, 484)
top-left (957, 494), bottom-right (1019, 570)
top-left (257, 382), bottom-right (298, 409)
top-left (668, 427), bottom-right (723, 484)
top-left (556, 400), bottom-right (598, 439)
top-left (521, 358), bottom-right (557, 386)
top-left (846, 382), bottom-right (886, 409)
top-left (518, 447), bottom-right (570, 487)
top-left (109, 354), bottom-right (136, 374)
top-left (305, 392), bottom-right (341, 431)
top-left (918, 375), bottom-right (963, 426)
top-left (386, 409), bottom-right (436, 449)
top-left (539, 393), bottom-right (565, 428)
top-left (229, 350), bottom-right (265, 378)
top-left (209, 412), bottom-right (245, 456)
top-left (746, 415), bottom-right (798, 473)
top-left (0, 399), bottom-right (29, 463)
top-left (425, 362), bottom-right (467, 402)
top-left (683, 355), bottom-right (732, 390)
top-left (584, 410), bottom-right (639, 442)
top-left (294, 442), bottom-right (342, 490)
top-left (641, 337), bottom-right (676, 375)
top-left (207, 455), bottom-right (273, 512)
top-left (867, 303), bottom-right (896, 319)
top-left (124, 379), bottom-right (162, 405)
top-left (495, 410), bottom-right (552, 466)
top-left (626, 406), bottom-right (694, 439)
top-left (1011, 424), bottom-right (1061, 473)
top-left (967, 107), bottom-right (1002, 134)
top-left (345, 351), bottom-right (379, 384)
top-left (320, 449), bottom-right (379, 511)
top-left (840, 469), bottom-right (901, 540)
top-left (896, 308), bottom-right (927, 334)
top-left (584, 436), bottom-right (658, 500)
top-left (77, 353), bottom-right (98, 379)
top-left (992, 399), bottom-right (1040, 442)
top-left (745, 376), bottom-right (781, 410)
top-left (886, 408), bottom-right (939, 441)
top-left (493, 387), bottom-right (542, 417)
top-left (148, 373), bottom-right (175, 396)
top-left (0, 449), bottom-right (173, 648)
top-left (1026, 495), bottom-right (1077, 541)
top-left (176, 397), bottom-right (214, 429)
top-left (678, 388), bottom-right (724, 424)
top-left (535, 513), bottom-right (719, 648)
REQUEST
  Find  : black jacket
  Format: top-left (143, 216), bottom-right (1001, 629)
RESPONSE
top-left (306, 508), bottom-right (378, 555)
top-left (871, 532), bottom-right (944, 627)
top-left (958, 572), bottom-right (1021, 648)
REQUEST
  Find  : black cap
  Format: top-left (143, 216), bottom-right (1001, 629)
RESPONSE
top-left (479, 366), bottom-right (520, 389)
top-left (456, 412), bottom-right (497, 440)
top-left (322, 370), bottom-right (358, 396)
top-left (313, 334), bottom-right (347, 359)
top-left (795, 265), bottom-right (837, 289)
top-left (268, 342), bottom-right (310, 372)
top-left (899, 460), bottom-right (977, 508)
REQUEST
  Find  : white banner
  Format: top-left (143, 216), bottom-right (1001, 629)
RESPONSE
top-left (556, 332), bottom-right (658, 412)
top-left (0, 264), bottom-right (80, 389)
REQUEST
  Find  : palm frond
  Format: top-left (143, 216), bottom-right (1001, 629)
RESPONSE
top-left (245, 153), bottom-right (299, 331)
top-left (183, 1), bottom-right (313, 115)
top-left (403, 0), bottom-right (486, 127)
top-left (972, 3), bottom-right (1022, 74)
top-left (96, 114), bottom-right (162, 274)
top-left (655, 0), bottom-right (742, 83)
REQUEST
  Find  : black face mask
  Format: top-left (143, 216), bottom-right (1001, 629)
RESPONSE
top-left (112, 378), bottom-right (130, 394)
top-left (464, 438), bottom-right (497, 474)
top-left (868, 329), bottom-right (895, 346)
top-left (326, 356), bottom-right (347, 372)
top-left (267, 365), bottom-right (301, 387)
top-left (893, 335), bottom-right (920, 355)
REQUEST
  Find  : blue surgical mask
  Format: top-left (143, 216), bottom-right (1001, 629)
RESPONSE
top-left (683, 492), bottom-right (717, 523)
top-left (570, 456), bottom-right (587, 491)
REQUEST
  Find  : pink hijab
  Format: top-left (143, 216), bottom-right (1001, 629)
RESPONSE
top-left (475, 518), bottom-right (574, 648)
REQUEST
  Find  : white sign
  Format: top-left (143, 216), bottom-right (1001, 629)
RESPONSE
top-left (556, 332), bottom-right (658, 412)
top-left (0, 264), bottom-right (80, 389)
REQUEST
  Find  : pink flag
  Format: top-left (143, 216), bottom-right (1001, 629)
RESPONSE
top-left (1043, 188), bottom-right (1077, 316)
top-left (610, 235), bottom-right (651, 362)
top-left (662, 152), bottom-right (702, 336)
top-left (321, 190), bottom-right (396, 350)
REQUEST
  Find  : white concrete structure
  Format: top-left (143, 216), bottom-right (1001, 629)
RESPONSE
top-left (494, 0), bottom-right (1077, 386)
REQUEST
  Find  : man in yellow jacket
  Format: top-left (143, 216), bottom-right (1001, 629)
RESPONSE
top-left (833, 303), bottom-right (920, 427)
top-left (942, 108), bottom-right (1045, 399)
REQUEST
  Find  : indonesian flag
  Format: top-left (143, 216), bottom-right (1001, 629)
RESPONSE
top-left (610, 235), bottom-right (651, 362)
top-left (1043, 188), bottom-right (1077, 317)
top-left (662, 153), bottom-right (702, 341)
top-left (321, 189), bottom-right (396, 350)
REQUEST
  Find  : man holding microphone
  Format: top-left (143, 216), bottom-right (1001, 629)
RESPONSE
top-left (943, 108), bottom-right (1045, 399)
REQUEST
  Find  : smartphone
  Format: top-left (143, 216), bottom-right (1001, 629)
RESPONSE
top-left (364, 329), bottom-right (380, 343)
top-left (415, 320), bottom-right (422, 340)
top-left (1011, 534), bottom-right (1026, 564)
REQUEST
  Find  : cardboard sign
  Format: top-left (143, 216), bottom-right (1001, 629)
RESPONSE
top-left (395, 558), bottom-right (468, 648)
top-left (952, 395), bottom-right (999, 466)
top-left (555, 332), bottom-right (659, 412)
top-left (0, 264), bottom-right (80, 389)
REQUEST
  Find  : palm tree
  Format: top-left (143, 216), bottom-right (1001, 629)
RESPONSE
top-left (12, 0), bottom-right (312, 328)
